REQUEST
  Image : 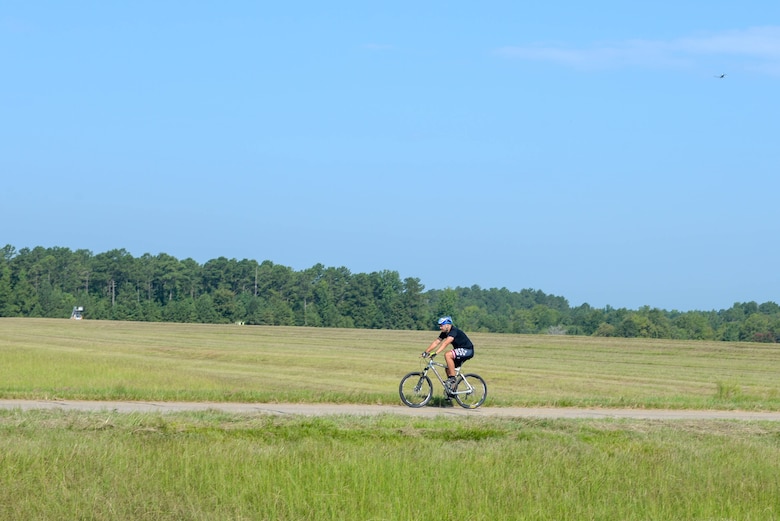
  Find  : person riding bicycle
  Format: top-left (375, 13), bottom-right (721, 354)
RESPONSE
top-left (421, 316), bottom-right (474, 395)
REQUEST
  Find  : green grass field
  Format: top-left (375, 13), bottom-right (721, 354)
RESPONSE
top-left (1, 318), bottom-right (779, 520)
top-left (1, 318), bottom-right (779, 409)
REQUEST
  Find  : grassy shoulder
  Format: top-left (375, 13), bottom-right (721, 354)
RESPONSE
top-left (1, 317), bottom-right (779, 410)
top-left (1, 409), bottom-right (779, 520)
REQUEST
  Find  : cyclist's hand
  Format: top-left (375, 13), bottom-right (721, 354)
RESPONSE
top-left (421, 351), bottom-right (429, 358)
top-left (429, 353), bottom-right (437, 359)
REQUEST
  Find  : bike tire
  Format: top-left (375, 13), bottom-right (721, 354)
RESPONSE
top-left (453, 373), bottom-right (487, 409)
top-left (399, 372), bottom-right (433, 407)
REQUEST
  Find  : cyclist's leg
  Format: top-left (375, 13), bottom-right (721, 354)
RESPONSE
top-left (444, 350), bottom-right (457, 377)
top-left (451, 348), bottom-right (474, 371)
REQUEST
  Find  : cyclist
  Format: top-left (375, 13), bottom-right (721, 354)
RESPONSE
top-left (421, 316), bottom-right (475, 394)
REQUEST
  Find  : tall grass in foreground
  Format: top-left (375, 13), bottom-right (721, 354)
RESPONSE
top-left (2, 318), bottom-right (780, 410)
top-left (1, 410), bottom-right (779, 520)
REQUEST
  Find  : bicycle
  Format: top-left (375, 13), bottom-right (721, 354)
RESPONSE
top-left (399, 355), bottom-right (487, 409)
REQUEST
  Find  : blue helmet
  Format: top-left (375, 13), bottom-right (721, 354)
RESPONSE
top-left (437, 316), bottom-right (453, 326)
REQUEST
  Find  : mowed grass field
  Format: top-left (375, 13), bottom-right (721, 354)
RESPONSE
top-left (1, 317), bottom-right (779, 409)
top-left (2, 318), bottom-right (780, 520)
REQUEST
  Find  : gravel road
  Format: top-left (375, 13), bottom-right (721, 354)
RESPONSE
top-left (2, 400), bottom-right (780, 420)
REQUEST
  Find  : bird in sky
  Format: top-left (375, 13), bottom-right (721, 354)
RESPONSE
top-left (715, 73), bottom-right (727, 79)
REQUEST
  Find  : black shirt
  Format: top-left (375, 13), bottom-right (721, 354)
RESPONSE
top-left (439, 326), bottom-right (474, 351)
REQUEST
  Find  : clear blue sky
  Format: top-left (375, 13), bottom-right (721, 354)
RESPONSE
top-left (2, 2), bottom-right (778, 311)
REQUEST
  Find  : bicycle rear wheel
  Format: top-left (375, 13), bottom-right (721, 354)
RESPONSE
top-left (399, 372), bottom-right (433, 407)
top-left (453, 373), bottom-right (487, 409)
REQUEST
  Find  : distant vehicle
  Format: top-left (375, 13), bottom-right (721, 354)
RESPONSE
top-left (71, 306), bottom-right (84, 320)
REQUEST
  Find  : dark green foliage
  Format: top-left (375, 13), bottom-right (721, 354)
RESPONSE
top-left (1, 244), bottom-right (778, 342)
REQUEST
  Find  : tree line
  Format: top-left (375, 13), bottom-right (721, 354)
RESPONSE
top-left (1, 245), bottom-right (779, 343)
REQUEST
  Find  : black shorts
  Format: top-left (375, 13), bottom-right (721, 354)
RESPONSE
top-left (452, 348), bottom-right (474, 367)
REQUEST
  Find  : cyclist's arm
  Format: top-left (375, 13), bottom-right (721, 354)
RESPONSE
top-left (423, 338), bottom-right (443, 355)
top-left (433, 336), bottom-right (454, 355)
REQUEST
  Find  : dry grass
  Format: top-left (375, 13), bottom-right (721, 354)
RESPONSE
top-left (1, 317), bottom-right (779, 409)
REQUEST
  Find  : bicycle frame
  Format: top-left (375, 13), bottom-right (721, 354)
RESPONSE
top-left (422, 359), bottom-right (474, 396)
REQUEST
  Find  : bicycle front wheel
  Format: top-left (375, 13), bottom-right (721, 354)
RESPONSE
top-left (399, 372), bottom-right (433, 407)
top-left (453, 373), bottom-right (487, 409)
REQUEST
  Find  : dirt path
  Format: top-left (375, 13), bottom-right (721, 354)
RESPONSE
top-left (2, 399), bottom-right (780, 420)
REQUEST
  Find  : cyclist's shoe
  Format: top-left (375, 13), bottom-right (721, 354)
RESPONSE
top-left (444, 377), bottom-right (457, 396)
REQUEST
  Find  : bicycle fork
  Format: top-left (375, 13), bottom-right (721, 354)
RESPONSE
top-left (414, 368), bottom-right (430, 393)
